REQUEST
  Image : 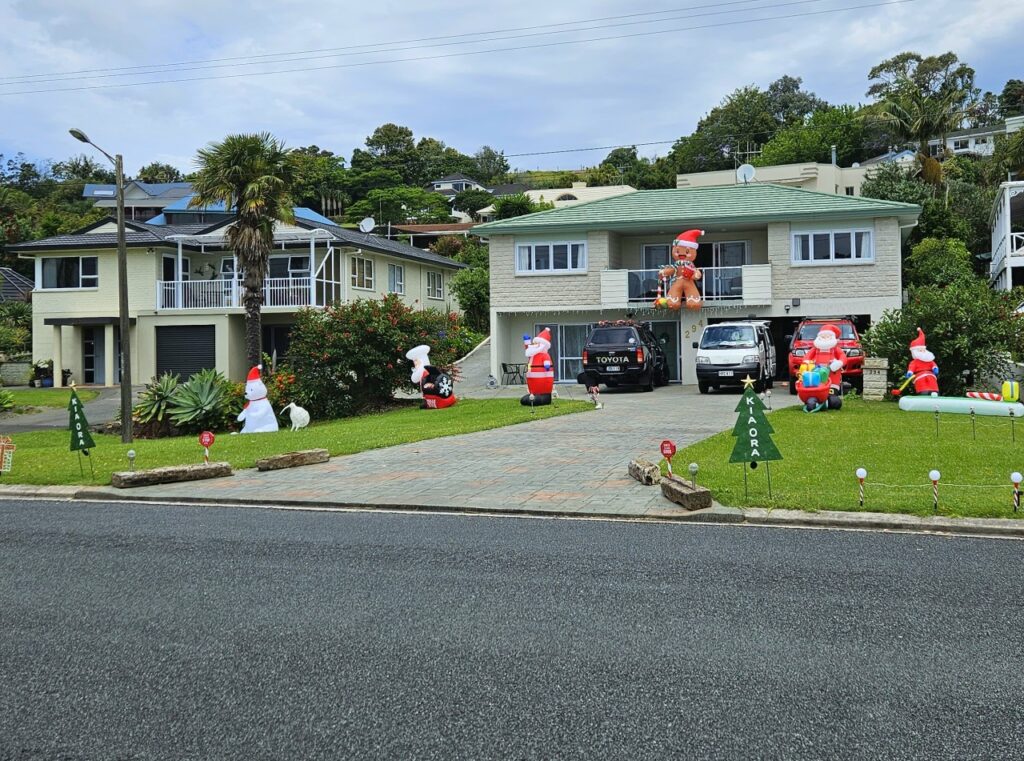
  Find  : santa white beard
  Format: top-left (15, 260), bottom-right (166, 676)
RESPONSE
top-left (911, 347), bottom-right (935, 362)
top-left (411, 365), bottom-right (426, 384)
top-left (525, 341), bottom-right (550, 359)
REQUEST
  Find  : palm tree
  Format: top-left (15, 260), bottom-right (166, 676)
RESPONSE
top-left (190, 133), bottom-right (295, 367)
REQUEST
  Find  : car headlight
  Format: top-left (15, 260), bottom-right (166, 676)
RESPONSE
top-left (792, 349), bottom-right (806, 357)
top-left (696, 356), bottom-right (710, 365)
top-left (742, 355), bottom-right (759, 364)
top-left (846, 348), bottom-right (863, 357)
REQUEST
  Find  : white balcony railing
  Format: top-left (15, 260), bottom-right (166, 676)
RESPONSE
top-left (156, 277), bottom-right (313, 310)
top-left (1013, 232), bottom-right (1024, 255)
top-left (626, 266), bottom-right (745, 302)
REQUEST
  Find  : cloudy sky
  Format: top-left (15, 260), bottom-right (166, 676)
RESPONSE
top-left (1, 0), bottom-right (1021, 175)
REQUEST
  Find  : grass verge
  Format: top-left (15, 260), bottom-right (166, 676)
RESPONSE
top-left (1, 398), bottom-right (589, 486)
top-left (670, 397), bottom-right (1024, 519)
top-left (5, 388), bottom-right (100, 409)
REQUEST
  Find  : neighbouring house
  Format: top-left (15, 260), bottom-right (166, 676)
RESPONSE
top-left (8, 205), bottom-right (465, 387)
top-left (472, 183), bottom-right (921, 386)
top-left (83, 181), bottom-right (192, 221)
top-left (0, 267), bottom-right (34, 302)
top-left (427, 173), bottom-right (488, 197)
top-left (485, 182), bottom-right (530, 197)
top-left (926, 116), bottom-right (1024, 158)
top-left (476, 182), bottom-right (636, 222)
top-left (389, 223), bottom-right (479, 249)
top-left (988, 180), bottom-right (1024, 290)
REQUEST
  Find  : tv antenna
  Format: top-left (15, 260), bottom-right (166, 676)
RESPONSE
top-left (736, 164), bottom-right (756, 185)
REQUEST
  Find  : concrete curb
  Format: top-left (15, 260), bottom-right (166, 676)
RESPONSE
top-left (8, 486), bottom-right (1014, 538)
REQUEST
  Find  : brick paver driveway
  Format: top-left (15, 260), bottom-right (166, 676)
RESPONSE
top-left (108, 383), bottom-right (796, 517)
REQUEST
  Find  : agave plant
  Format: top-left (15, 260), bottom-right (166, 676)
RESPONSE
top-left (133, 373), bottom-right (180, 424)
top-left (168, 368), bottom-right (235, 433)
top-left (0, 389), bottom-right (13, 412)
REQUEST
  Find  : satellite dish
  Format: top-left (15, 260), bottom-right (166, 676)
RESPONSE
top-left (736, 164), bottom-right (756, 184)
top-left (358, 217), bottom-right (376, 234)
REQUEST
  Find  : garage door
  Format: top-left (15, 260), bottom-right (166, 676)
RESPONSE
top-left (156, 325), bottom-right (216, 379)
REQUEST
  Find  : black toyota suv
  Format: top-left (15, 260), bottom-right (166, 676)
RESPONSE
top-left (581, 321), bottom-right (669, 392)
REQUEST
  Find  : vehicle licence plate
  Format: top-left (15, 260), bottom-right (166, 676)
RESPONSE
top-left (606, 366), bottom-right (620, 372)
top-left (718, 370), bottom-right (734, 377)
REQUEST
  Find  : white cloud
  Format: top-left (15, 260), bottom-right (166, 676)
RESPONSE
top-left (0, 0), bottom-right (1021, 172)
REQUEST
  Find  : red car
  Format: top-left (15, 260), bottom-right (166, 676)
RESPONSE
top-left (787, 318), bottom-right (865, 394)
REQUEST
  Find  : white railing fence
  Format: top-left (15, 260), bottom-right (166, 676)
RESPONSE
top-left (626, 266), bottom-right (744, 302)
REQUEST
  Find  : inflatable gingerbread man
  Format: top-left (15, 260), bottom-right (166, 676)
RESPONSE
top-left (522, 328), bottom-right (554, 406)
top-left (656, 229), bottom-right (705, 311)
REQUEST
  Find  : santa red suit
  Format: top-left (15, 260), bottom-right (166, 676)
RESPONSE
top-left (803, 323), bottom-right (847, 390)
top-left (522, 328), bottom-right (554, 405)
top-left (406, 344), bottom-right (457, 409)
top-left (906, 327), bottom-right (939, 395)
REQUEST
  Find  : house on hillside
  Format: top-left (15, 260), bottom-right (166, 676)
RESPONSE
top-left (476, 182), bottom-right (636, 222)
top-left (8, 204), bottom-right (464, 387)
top-left (988, 180), bottom-right (1024, 290)
top-left (927, 116), bottom-right (1024, 158)
top-left (83, 181), bottom-right (192, 221)
top-left (472, 183), bottom-right (921, 386)
top-left (427, 174), bottom-right (488, 196)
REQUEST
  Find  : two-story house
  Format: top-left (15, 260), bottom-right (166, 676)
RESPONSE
top-left (988, 180), bottom-right (1024, 291)
top-left (83, 181), bottom-right (192, 221)
top-left (472, 183), bottom-right (921, 385)
top-left (9, 206), bottom-right (464, 387)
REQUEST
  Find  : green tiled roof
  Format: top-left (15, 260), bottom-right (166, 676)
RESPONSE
top-left (472, 183), bottom-right (921, 234)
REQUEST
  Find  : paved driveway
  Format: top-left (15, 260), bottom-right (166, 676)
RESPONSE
top-left (107, 383), bottom-right (796, 516)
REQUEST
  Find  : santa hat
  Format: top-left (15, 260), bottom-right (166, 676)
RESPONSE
top-left (246, 364), bottom-right (263, 382)
top-left (405, 344), bottom-right (431, 363)
top-left (910, 327), bottom-right (927, 348)
top-left (672, 229), bottom-right (704, 249)
top-left (533, 328), bottom-right (552, 349)
top-left (818, 323), bottom-right (840, 339)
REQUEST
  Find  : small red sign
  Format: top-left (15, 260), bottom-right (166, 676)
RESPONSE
top-left (198, 431), bottom-right (215, 448)
top-left (660, 440), bottom-right (676, 459)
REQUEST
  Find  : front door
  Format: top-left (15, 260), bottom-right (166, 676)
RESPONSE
top-left (558, 324), bottom-right (590, 382)
top-left (649, 321), bottom-right (681, 382)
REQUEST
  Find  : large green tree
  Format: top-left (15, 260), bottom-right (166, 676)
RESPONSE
top-left (289, 146), bottom-right (349, 217)
top-left (470, 146), bottom-right (510, 185)
top-left (1000, 79), bottom-right (1024, 118)
top-left (452, 188), bottom-right (495, 217)
top-left (756, 106), bottom-right (866, 166)
top-left (135, 161), bottom-right (185, 183)
top-left (344, 185), bottom-right (452, 225)
top-left (190, 132), bottom-right (295, 367)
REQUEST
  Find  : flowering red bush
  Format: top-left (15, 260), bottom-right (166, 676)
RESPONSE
top-left (285, 295), bottom-right (482, 418)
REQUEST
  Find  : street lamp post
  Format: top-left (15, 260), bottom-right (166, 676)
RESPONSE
top-left (69, 129), bottom-right (133, 443)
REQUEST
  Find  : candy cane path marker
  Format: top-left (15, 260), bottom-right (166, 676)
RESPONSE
top-left (199, 431), bottom-right (215, 465)
top-left (660, 440), bottom-right (676, 477)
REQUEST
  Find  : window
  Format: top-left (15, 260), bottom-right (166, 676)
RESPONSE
top-left (221, 258), bottom-right (236, 279)
top-left (41, 256), bottom-right (98, 289)
top-left (388, 263), bottom-right (405, 294)
top-left (953, 138), bottom-right (970, 151)
top-left (427, 271), bottom-right (444, 300)
top-left (515, 241), bottom-right (587, 274)
top-left (845, 186), bottom-right (856, 196)
top-left (976, 136), bottom-right (989, 146)
top-left (351, 257), bottom-right (374, 289)
top-left (269, 255), bottom-right (310, 279)
top-left (929, 143), bottom-right (943, 157)
top-left (792, 230), bottom-right (873, 265)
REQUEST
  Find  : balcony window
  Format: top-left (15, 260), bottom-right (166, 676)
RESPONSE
top-left (351, 257), bottom-right (374, 290)
top-left (41, 256), bottom-right (98, 289)
top-left (427, 271), bottom-right (444, 300)
top-left (388, 263), bottom-right (405, 294)
top-left (793, 230), bottom-right (873, 265)
top-left (515, 241), bottom-right (587, 274)
top-left (269, 255), bottom-right (310, 279)
top-left (953, 138), bottom-right (970, 151)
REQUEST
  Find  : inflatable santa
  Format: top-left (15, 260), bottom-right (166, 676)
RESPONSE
top-left (522, 328), bottom-right (554, 406)
top-left (406, 344), bottom-right (457, 409)
top-left (906, 327), bottom-right (939, 396)
top-left (655, 229), bottom-right (704, 311)
top-left (802, 323), bottom-right (847, 409)
top-left (238, 364), bottom-right (279, 433)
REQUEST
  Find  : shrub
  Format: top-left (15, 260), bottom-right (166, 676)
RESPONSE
top-left (133, 373), bottom-right (180, 438)
top-left (285, 295), bottom-right (481, 418)
top-left (904, 237), bottom-right (975, 288)
top-left (0, 389), bottom-right (13, 411)
top-left (167, 368), bottom-right (238, 434)
top-left (0, 324), bottom-right (30, 355)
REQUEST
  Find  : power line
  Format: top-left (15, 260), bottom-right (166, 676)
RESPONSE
top-left (0, 0), bottom-right (917, 97)
top-left (0, 0), bottom-right (802, 84)
top-left (0, 0), bottom-right (831, 88)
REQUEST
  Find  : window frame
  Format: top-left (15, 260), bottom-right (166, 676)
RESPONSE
top-left (427, 270), bottom-right (444, 300)
top-left (952, 138), bottom-right (970, 151)
top-left (514, 240), bottom-right (588, 276)
top-left (388, 263), bottom-right (405, 295)
top-left (350, 256), bottom-right (374, 290)
top-left (39, 255), bottom-right (99, 290)
top-left (791, 229), bottom-right (874, 266)
top-left (268, 254), bottom-right (311, 281)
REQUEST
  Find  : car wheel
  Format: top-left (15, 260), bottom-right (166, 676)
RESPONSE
top-left (789, 376), bottom-right (798, 395)
top-left (642, 372), bottom-right (655, 392)
top-left (656, 366), bottom-right (670, 386)
top-left (698, 381), bottom-right (709, 394)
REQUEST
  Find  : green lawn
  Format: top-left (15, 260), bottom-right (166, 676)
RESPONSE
top-left (2, 398), bottom-right (590, 486)
top-left (5, 388), bottom-right (100, 409)
top-left (670, 398), bottom-right (1024, 519)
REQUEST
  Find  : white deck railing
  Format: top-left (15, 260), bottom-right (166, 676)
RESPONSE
top-left (157, 277), bottom-right (315, 310)
top-left (625, 266), bottom-right (745, 302)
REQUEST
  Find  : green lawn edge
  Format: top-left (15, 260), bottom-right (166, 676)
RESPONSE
top-left (4, 388), bottom-right (100, 409)
top-left (667, 397), bottom-right (1024, 521)
top-left (3, 398), bottom-right (590, 486)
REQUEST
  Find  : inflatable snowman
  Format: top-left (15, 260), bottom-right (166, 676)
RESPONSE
top-left (238, 364), bottom-right (279, 433)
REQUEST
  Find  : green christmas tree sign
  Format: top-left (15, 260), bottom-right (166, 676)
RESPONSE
top-left (730, 378), bottom-right (782, 464)
top-left (68, 386), bottom-right (95, 453)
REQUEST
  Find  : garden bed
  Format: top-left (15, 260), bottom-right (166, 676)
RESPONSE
top-left (669, 398), bottom-right (1024, 519)
top-left (0, 398), bottom-right (589, 486)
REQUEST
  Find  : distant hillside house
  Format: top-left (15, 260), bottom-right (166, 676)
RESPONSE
top-left (476, 182), bottom-right (637, 222)
top-left (83, 181), bottom-right (192, 221)
top-left (927, 116), bottom-right (1024, 158)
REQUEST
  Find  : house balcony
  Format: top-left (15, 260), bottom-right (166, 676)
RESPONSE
top-left (156, 277), bottom-right (320, 311)
top-left (599, 264), bottom-right (772, 309)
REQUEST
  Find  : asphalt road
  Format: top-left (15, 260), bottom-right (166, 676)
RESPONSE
top-left (1, 500), bottom-right (1022, 760)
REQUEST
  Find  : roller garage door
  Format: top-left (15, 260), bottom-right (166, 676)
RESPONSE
top-left (156, 325), bottom-right (216, 379)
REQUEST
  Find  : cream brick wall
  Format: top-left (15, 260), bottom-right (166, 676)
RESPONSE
top-left (489, 231), bottom-right (610, 309)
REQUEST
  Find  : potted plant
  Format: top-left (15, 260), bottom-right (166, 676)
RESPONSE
top-left (33, 359), bottom-right (53, 388)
